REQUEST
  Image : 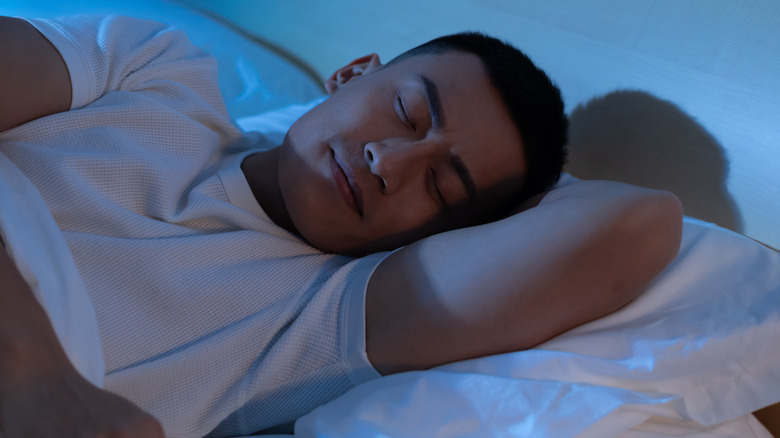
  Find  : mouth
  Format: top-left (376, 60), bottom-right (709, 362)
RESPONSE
top-left (330, 150), bottom-right (364, 217)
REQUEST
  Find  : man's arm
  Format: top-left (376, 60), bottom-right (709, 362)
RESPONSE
top-left (0, 17), bottom-right (71, 132)
top-left (366, 180), bottom-right (683, 375)
top-left (0, 241), bottom-right (164, 437)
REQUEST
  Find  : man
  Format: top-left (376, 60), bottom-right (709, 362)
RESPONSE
top-left (0, 14), bottom-right (682, 437)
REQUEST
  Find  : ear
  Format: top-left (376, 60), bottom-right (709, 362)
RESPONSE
top-left (325, 53), bottom-right (382, 95)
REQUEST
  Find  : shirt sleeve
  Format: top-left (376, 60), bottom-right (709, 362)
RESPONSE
top-left (23, 14), bottom-right (224, 112)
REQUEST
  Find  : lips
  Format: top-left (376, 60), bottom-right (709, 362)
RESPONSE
top-left (330, 151), bottom-right (364, 217)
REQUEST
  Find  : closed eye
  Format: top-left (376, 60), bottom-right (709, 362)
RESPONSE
top-left (395, 94), bottom-right (416, 131)
top-left (429, 167), bottom-right (447, 208)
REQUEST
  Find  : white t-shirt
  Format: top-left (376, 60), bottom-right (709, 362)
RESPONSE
top-left (0, 14), bottom-right (385, 437)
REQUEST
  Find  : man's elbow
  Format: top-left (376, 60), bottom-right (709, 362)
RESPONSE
top-left (641, 189), bottom-right (683, 271)
top-left (620, 189), bottom-right (683, 300)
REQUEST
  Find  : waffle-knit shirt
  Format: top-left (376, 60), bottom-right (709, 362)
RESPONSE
top-left (0, 14), bottom-right (385, 437)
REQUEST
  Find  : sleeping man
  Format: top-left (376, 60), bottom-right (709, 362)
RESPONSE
top-left (0, 14), bottom-right (682, 438)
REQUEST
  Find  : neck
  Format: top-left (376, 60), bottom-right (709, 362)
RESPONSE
top-left (241, 149), bottom-right (298, 235)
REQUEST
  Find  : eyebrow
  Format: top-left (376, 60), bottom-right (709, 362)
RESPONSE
top-left (420, 75), bottom-right (445, 129)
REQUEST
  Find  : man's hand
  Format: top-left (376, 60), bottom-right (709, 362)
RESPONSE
top-left (0, 362), bottom-right (164, 437)
top-left (0, 241), bottom-right (164, 437)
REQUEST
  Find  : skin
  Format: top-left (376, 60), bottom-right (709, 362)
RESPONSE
top-left (0, 17), bottom-right (70, 132)
top-left (242, 51), bottom-right (526, 256)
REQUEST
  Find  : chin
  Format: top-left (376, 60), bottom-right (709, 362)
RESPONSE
top-left (296, 225), bottom-right (369, 256)
top-left (303, 234), bottom-right (353, 255)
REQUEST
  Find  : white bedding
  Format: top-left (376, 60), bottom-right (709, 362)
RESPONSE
top-left (2, 1), bottom-right (779, 437)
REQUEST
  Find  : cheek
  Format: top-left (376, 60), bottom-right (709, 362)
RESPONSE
top-left (281, 178), bottom-right (336, 251)
top-left (277, 148), bottom-right (324, 229)
top-left (277, 152), bottom-right (363, 253)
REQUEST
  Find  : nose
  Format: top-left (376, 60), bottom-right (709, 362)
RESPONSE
top-left (364, 139), bottom-right (432, 193)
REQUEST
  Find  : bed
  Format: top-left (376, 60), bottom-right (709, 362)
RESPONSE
top-left (1, 0), bottom-right (778, 437)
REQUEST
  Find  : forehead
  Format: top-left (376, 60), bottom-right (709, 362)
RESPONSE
top-left (386, 52), bottom-right (527, 205)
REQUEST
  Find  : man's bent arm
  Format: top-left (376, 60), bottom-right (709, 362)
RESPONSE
top-left (366, 180), bottom-right (683, 375)
top-left (0, 17), bottom-right (71, 132)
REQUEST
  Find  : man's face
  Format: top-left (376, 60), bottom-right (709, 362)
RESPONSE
top-left (277, 51), bottom-right (526, 255)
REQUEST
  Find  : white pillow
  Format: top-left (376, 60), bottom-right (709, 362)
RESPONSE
top-left (236, 96), bottom-right (327, 144)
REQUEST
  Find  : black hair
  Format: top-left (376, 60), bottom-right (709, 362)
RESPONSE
top-left (388, 32), bottom-right (569, 205)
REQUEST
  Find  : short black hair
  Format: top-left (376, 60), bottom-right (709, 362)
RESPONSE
top-left (389, 32), bottom-right (568, 204)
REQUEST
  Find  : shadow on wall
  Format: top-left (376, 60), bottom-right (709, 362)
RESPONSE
top-left (565, 90), bottom-right (742, 233)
